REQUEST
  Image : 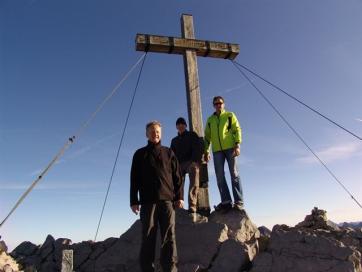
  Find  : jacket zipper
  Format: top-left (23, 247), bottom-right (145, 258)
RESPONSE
top-left (216, 115), bottom-right (223, 151)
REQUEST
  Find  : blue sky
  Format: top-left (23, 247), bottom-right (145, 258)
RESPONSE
top-left (1, 0), bottom-right (362, 250)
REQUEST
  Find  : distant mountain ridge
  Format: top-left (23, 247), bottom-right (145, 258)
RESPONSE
top-left (339, 221), bottom-right (362, 229)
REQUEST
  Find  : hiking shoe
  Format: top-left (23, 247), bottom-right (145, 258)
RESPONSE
top-left (214, 202), bottom-right (232, 212)
top-left (233, 202), bottom-right (244, 211)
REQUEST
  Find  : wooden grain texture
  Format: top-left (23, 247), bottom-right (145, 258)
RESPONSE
top-left (181, 14), bottom-right (210, 214)
top-left (136, 34), bottom-right (239, 60)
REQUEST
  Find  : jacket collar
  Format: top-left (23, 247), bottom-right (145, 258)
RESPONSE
top-left (178, 129), bottom-right (188, 136)
top-left (147, 140), bottom-right (161, 149)
top-left (213, 109), bottom-right (226, 116)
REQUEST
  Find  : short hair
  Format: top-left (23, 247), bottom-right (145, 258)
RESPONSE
top-left (175, 117), bottom-right (187, 126)
top-left (146, 120), bottom-right (162, 131)
top-left (213, 96), bottom-right (224, 104)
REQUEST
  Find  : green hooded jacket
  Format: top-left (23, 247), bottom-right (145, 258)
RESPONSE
top-left (204, 110), bottom-right (242, 153)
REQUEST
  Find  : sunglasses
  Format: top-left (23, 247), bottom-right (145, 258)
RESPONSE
top-left (213, 102), bottom-right (223, 106)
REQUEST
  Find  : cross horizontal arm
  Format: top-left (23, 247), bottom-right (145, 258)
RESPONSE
top-left (135, 34), bottom-right (239, 60)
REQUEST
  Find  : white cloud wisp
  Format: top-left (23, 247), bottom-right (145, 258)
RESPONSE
top-left (297, 142), bottom-right (362, 164)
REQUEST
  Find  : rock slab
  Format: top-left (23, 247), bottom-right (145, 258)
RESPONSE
top-left (11, 208), bottom-right (259, 272)
top-left (250, 207), bottom-right (362, 272)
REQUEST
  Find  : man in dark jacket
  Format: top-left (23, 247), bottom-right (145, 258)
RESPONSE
top-left (171, 117), bottom-right (203, 213)
top-left (130, 120), bottom-right (184, 272)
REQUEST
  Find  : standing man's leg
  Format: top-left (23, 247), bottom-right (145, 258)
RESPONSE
top-left (179, 161), bottom-right (187, 201)
top-left (140, 204), bottom-right (158, 272)
top-left (225, 149), bottom-right (243, 207)
top-left (187, 162), bottom-right (200, 213)
top-left (213, 151), bottom-right (232, 205)
top-left (158, 201), bottom-right (177, 272)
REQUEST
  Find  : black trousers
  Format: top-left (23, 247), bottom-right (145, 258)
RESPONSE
top-left (140, 201), bottom-right (178, 272)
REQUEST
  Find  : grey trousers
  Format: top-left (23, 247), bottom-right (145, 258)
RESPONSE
top-left (180, 161), bottom-right (200, 212)
top-left (140, 201), bottom-right (178, 272)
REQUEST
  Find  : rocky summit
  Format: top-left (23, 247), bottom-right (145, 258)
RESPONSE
top-left (251, 207), bottom-right (362, 272)
top-left (3, 207), bottom-right (362, 272)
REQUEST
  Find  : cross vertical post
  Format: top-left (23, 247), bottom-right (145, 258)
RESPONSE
top-left (181, 14), bottom-right (203, 135)
top-left (181, 14), bottom-right (210, 215)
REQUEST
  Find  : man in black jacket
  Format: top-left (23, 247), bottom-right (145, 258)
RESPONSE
top-left (130, 120), bottom-right (184, 272)
top-left (171, 117), bottom-right (203, 213)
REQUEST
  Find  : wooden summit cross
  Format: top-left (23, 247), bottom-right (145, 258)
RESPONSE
top-left (136, 14), bottom-right (240, 215)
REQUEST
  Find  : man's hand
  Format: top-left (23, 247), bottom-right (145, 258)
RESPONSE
top-left (131, 205), bottom-right (140, 215)
top-left (232, 145), bottom-right (240, 157)
top-left (203, 152), bottom-right (211, 163)
top-left (174, 200), bottom-right (184, 209)
top-left (190, 161), bottom-right (200, 168)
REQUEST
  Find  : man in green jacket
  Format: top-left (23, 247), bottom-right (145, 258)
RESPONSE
top-left (204, 96), bottom-right (243, 212)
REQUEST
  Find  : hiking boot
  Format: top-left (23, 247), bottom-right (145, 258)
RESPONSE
top-left (233, 202), bottom-right (244, 211)
top-left (214, 202), bottom-right (232, 212)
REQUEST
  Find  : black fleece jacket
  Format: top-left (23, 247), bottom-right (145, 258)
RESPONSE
top-left (170, 130), bottom-right (203, 164)
top-left (130, 141), bottom-right (183, 206)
